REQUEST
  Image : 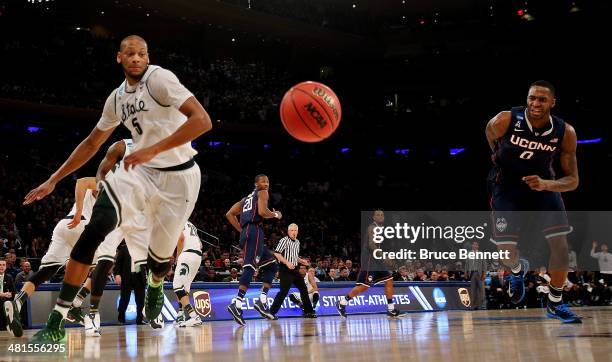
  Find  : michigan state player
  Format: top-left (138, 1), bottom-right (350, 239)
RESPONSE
top-left (23, 35), bottom-right (211, 342)
top-left (225, 174), bottom-right (281, 325)
top-left (172, 221), bottom-right (204, 327)
top-left (336, 210), bottom-right (400, 318)
top-left (486, 80), bottom-right (580, 323)
top-left (3, 140), bottom-right (135, 337)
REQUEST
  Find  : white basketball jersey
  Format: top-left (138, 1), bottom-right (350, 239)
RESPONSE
top-left (182, 221), bottom-right (202, 251)
top-left (107, 65), bottom-right (197, 168)
top-left (67, 189), bottom-right (96, 223)
top-left (305, 274), bottom-right (319, 292)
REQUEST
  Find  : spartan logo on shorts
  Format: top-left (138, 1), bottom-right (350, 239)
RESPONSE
top-left (496, 217), bottom-right (508, 232)
top-left (193, 291), bottom-right (212, 318)
top-left (458, 288), bottom-right (471, 308)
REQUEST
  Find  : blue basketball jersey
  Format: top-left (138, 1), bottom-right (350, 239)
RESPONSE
top-left (239, 188), bottom-right (262, 227)
top-left (492, 106), bottom-right (566, 187)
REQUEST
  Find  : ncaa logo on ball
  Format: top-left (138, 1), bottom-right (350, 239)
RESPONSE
top-left (433, 288), bottom-right (447, 309)
top-left (193, 291), bottom-right (212, 317)
top-left (496, 217), bottom-right (508, 232)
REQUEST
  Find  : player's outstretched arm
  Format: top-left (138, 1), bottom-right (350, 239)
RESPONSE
top-left (67, 177), bottom-right (97, 229)
top-left (485, 111), bottom-right (512, 151)
top-left (523, 124), bottom-right (578, 192)
top-left (257, 190), bottom-right (282, 219)
top-left (308, 273), bottom-right (319, 293)
top-left (96, 140), bottom-right (127, 182)
top-left (23, 126), bottom-right (115, 205)
top-left (226, 200), bottom-right (243, 232)
top-left (124, 96), bottom-right (212, 170)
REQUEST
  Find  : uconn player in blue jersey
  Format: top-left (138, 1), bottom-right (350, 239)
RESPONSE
top-left (225, 174), bottom-right (281, 325)
top-left (336, 210), bottom-right (401, 318)
top-left (486, 80), bottom-right (580, 323)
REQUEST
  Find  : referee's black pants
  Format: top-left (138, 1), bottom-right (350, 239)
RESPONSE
top-left (270, 265), bottom-right (314, 315)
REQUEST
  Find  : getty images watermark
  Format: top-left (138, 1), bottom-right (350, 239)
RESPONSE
top-left (360, 211), bottom-right (609, 272)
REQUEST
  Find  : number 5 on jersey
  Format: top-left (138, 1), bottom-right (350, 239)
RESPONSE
top-left (131, 117), bottom-right (143, 135)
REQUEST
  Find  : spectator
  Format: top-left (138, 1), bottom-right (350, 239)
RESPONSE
top-left (15, 261), bottom-right (33, 286)
top-left (415, 268), bottom-right (428, 281)
top-left (325, 268), bottom-right (339, 282)
top-left (223, 268), bottom-right (240, 283)
top-left (4, 252), bottom-right (19, 279)
top-left (345, 260), bottom-right (357, 280)
top-left (591, 241), bottom-right (612, 286)
top-left (0, 259), bottom-right (17, 330)
top-left (394, 266), bottom-right (411, 281)
top-left (337, 267), bottom-right (350, 282)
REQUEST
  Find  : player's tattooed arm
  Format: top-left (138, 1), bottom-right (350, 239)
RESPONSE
top-left (23, 126), bottom-right (115, 205)
top-left (67, 177), bottom-right (97, 229)
top-left (485, 111), bottom-right (512, 151)
top-left (523, 124), bottom-right (578, 192)
top-left (225, 199), bottom-right (243, 232)
top-left (257, 190), bottom-right (282, 219)
top-left (96, 140), bottom-right (126, 182)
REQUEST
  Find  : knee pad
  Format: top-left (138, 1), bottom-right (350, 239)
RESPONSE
top-left (260, 262), bottom-right (278, 284)
top-left (147, 255), bottom-right (171, 278)
top-left (175, 287), bottom-right (188, 300)
top-left (70, 190), bottom-right (118, 264)
top-left (91, 259), bottom-right (114, 297)
top-left (28, 264), bottom-right (62, 288)
top-left (239, 266), bottom-right (255, 288)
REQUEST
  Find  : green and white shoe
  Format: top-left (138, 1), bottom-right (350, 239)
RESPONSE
top-left (144, 272), bottom-right (164, 321)
top-left (29, 310), bottom-right (66, 343)
top-left (4, 300), bottom-right (23, 337)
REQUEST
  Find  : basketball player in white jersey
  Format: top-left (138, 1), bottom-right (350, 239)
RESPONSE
top-left (4, 139), bottom-right (136, 338)
top-left (173, 221), bottom-right (204, 327)
top-left (23, 34), bottom-right (212, 343)
top-left (290, 266), bottom-right (321, 311)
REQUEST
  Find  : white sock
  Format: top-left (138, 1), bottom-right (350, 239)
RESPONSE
top-left (234, 297), bottom-right (243, 309)
top-left (53, 304), bottom-right (70, 319)
top-left (259, 293), bottom-right (267, 304)
top-left (72, 297), bottom-right (83, 308)
top-left (387, 303), bottom-right (395, 311)
top-left (340, 296), bottom-right (349, 306)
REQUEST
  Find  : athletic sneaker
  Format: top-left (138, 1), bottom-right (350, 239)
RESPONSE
top-left (336, 301), bottom-right (347, 318)
top-left (547, 304), bottom-right (582, 324)
top-left (254, 300), bottom-right (275, 320)
top-left (30, 310), bottom-right (66, 343)
top-left (179, 313), bottom-right (202, 328)
top-left (144, 272), bottom-right (164, 321)
top-left (387, 308), bottom-right (401, 317)
top-left (227, 303), bottom-right (246, 326)
top-left (4, 300), bottom-right (23, 337)
top-left (150, 314), bottom-right (165, 329)
top-left (67, 306), bottom-right (85, 325)
top-left (84, 311), bottom-right (101, 337)
top-left (508, 259), bottom-right (530, 304)
top-left (289, 293), bottom-right (303, 308)
top-left (175, 310), bottom-right (185, 325)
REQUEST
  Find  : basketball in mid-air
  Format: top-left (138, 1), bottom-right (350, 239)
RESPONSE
top-left (280, 81), bottom-right (342, 142)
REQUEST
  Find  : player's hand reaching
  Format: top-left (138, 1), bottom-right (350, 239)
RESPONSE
top-left (23, 179), bottom-right (56, 205)
top-left (67, 213), bottom-right (82, 229)
top-left (592, 241), bottom-right (598, 249)
top-left (522, 175), bottom-right (550, 191)
top-left (124, 146), bottom-right (158, 170)
top-left (285, 261), bottom-right (295, 270)
top-left (272, 208), bottom-right (282, 219)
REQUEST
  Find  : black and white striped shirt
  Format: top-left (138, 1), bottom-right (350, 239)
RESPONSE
top-left (275, 236), bottom-right (300, 265)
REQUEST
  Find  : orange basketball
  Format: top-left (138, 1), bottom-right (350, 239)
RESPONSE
top-left (280, 81), bottom-right (342, 142)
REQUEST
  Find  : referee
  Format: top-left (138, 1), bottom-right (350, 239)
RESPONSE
top-left (269, 224), bottom-right (316, 318)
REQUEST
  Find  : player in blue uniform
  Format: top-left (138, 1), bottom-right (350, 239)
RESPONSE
top-left (336, 210), bottom-right (401, 318)
top-left (486, 80), bottom-right (581, 323)
top-left (225, 174), bottom-right (281, 325)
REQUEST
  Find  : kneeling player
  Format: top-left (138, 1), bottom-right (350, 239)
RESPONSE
top-left (173, 221), bottom-right (204, 327)
top-left (289, 266), bottom-right (320, 311)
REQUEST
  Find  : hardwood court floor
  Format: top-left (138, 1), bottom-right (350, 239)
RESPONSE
top-left (1, 307), bottom-right (611, 362)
